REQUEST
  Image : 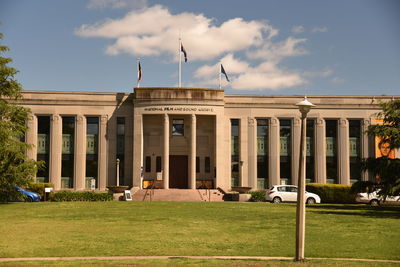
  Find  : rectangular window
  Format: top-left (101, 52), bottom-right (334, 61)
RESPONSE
top-left (326, 119), bottom-right (338, 184)
top-left (172, 119), bottom-right (184, 136)
top-left (116, 117), bottom-right (125, 185)
top-left (196, 157), bottom-right (200, 173)
top-left (145, 156), bottom-right (151, 172)
top-left (280, 119), bottom-right (292, 185)
top-left (86, 117), bottom-right (99, 189)
top-left (231, 119), bottom-right (240, 187)
top-left (257, 119), bottom-right (269, 189)
top-left (156, 156), bottom-right (162, 172)
top-left (61, 116), bottom-right (75, 188)
top-left (306, 119), bottom-right (315, 183)
top-left (349, 120), bottom-right (362, 183)
top-left (37, 116), bottom-right (50, 183)
top-left (205, 157), bottom-right (210, 173)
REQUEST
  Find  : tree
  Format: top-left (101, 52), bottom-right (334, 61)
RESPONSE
top-left (352, 99), bottom-right (400, 199)
top-left (0, 32), bottom-right (41, 201)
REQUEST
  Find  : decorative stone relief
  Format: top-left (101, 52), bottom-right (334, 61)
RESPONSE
top-left (270, 117), bottom-right (278, 126)
top-left (51, 114), bottom-right (59, 121)
top-left (316, 117), bottom-right (324, 126)
top-left (248, 117), bottom-right (255, 126)
top-left (293, 117), bottom-right (301, 126)
top-left (362, 119), bottom-right (371, 127)
top-left (101, 115), bottom-right (108, 124)
top-left (339, 118), bottom-right (348, 126)
top-left (77, 115), bottom-right (83, 124)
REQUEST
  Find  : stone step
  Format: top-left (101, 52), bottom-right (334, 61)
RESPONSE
top-left (131, 189), bottom-right (224, 202)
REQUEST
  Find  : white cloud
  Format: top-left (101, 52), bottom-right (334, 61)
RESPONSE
top-left (311, 27), bottom-right (328, 33)
top-left (292, 25), bottom-right (305, 34)
top-left (247, 37), bottom-right (308, 61)
top-left (193, 54), bottom-right (305, 90)
top-left (76, 4), bottom-right (312, 91)
top-left (76, 5), bottom-right (274, 61)
top-left (304, 68), bottom-right (333, 78)
top-left (331, 77), bottom-right (345, 84)
top-left (87, 0), bottom-right (147, 9)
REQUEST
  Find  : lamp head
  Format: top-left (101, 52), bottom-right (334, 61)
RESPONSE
top-left (295, 96), bottom-right (315, 114)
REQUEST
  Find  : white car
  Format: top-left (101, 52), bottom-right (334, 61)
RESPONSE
top-left (265, 185), bottom-right (321, 204)
top-left (355, 191), bottom-right (400, 206)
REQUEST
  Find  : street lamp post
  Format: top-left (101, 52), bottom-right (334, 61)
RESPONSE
top-left (295, 96), bottom-right (315, 261)
top-left (116, 158), bottom-right (120, 187)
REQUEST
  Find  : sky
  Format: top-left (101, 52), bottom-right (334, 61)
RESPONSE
top-left (1, 0), bottom-right (399, 96)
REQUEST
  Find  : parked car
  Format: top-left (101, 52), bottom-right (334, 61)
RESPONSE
top-left (265, 185), bottom-right (321, 204)
top-left (355, 191), bottom-right (400, 206)
top-left (14, 186), bottom-right (41, 202)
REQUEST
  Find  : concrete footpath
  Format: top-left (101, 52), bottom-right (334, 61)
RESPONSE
top-left (1, 256), bottom-right (400, 264)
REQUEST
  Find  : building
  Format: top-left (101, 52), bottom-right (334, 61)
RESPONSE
top-left (18, 88), bottom-right (399, 191)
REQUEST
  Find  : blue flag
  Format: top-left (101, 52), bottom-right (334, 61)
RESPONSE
top-left (221, 64), bottom-right (229, 82)
top-left (181, 43), bottom-right (188, 62)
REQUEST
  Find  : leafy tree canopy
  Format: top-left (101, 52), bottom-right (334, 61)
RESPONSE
top-left (0, 32), bottom-right (41, 201)
top-left (352, 99), bottom-right (400, 199)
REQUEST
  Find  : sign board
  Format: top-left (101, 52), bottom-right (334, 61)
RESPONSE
top-left (124, 190), bottom-right (132, 201)
top-left (90, 178), bottom-right (96, 190)
top-left (156, 172), bottom-right (162, 181)
top-left (45, 187), bottom-right (53, 193)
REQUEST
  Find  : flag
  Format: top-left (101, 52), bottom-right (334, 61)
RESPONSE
top-left (181, 43), bottom-right (188, 62)
top-left (137, 61), bottom-right (142, 82)
top-left (221, 64), bottom-right (229, 82)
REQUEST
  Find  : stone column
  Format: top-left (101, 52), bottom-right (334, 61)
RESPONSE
top-left (26, 115), bottom-right (37, 161)
top-left (315, 117), bottom-right (326, 183)
top-left (269, 117), bottom-right (280, 187)
top-left (75, 115), bottom-right (86, 190)
top-left (248, 117), bottom-right (257, 189)
top-left (215, 114), bottom-right (226, 188)
top-left (133, 114), bottom-right (143, 188)
top-left (107, 117), bottom-right (117, 186)
top-left (338, 118), bottom-right (350, 185)
top-left (292, 117), bottom-right (301, 186)
top-left (190, 114), bottom-right (196, 189)
top-left (163, 114), bottom-right (169, 189)
top-left (49, 114), bottom-right (62, 190)
top-left (98, 115), bottom-right (108, 191)
top-left (239, 117), bottom-right (248, 186)
top-left (361, 118), bottom-right (372, 181)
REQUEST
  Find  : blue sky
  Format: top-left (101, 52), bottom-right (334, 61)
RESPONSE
top-left (1, 0), bottom-right (399, 95)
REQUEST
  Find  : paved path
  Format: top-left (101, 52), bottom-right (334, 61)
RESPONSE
top-left (1, 256), bottom-right (400, 264)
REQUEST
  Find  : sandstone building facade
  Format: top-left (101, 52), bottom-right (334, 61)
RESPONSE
top-left (19, 88), bottom-right (399, 191)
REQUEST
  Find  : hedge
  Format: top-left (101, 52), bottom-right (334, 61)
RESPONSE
top-left (306, 183), bottom-right (356, 204)
top-left (49, 191), bottom-right (114, 202)
top-left (248, 190), bottom-right (266, 202)
top-left (28, 182), bottom-right (54, 198)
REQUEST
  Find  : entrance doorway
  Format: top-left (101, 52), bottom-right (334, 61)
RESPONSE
top-left (169, 155), bottom-right (188, 188)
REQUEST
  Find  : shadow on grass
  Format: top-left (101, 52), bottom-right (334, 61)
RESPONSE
top-left (308, 204), bottom-right (400, 219)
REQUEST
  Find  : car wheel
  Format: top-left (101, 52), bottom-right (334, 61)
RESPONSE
top-left (306, 198), bottom-right (316, 204)
top-left (25, 197), bottom-right (33, 202)
top-left (272, 197), bottom-right (282, 203)
top-left (370, 199), bottom-right (380, 206)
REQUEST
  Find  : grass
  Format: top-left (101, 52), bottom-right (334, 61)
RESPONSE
top-left (0, 202), bottom-right (399, 261)
top-left (1, 258), bottom-right (400, 267)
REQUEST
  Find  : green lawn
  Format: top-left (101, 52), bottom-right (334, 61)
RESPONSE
top-left (0, 202), bottom-right (399, 261)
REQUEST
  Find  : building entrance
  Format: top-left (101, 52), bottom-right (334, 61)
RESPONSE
top-left (169, 155), bottom-right (188, 188)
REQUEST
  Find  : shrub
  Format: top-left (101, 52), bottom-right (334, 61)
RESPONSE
top-left (306, 183), bottom-right (356, 204)
top-left (248, 190), bottom-right (266, 202)
top-left (28, 182), bottom-right (54, 198)
top-left (49, 191), bottom-right (114, 202)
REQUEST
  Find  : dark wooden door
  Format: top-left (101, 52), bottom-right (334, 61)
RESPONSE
top-left (169, 155), bottom-right (188, 188)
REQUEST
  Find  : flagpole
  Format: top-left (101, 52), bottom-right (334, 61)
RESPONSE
top-left (137, 58), bottom-right (140, 88)
top-left (179, 37), bottom-right (182, 88)
top-left (219, 63), bottom-right (222, 89)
